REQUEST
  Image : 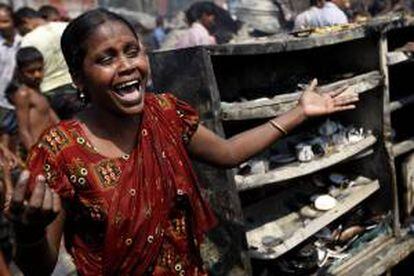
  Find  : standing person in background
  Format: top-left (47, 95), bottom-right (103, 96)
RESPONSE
top-left (294, 0), bottom-right (326, 29)
top-left (294, 0), bottom-right (348, 29)
top-left (0, 4), bottom-right (21, 159)
top-left (209, 3), bottom-right (239, 44)
top-left (38, 5), bottom-right (62, 22)
top-left (174, 1), bottom-right (217, 49)
top-left (0, 4), bottom-right (21, 111)
top-left (0, 5), bottom-right (19, 259)
top-left (321, 0), bottom-right (349, 25)
top-left (13, 7), bottom-right (81, 120)
top-left (8, 47), bottom-right (59, 151)
top-left (152, 16), bottom-right (166, 49)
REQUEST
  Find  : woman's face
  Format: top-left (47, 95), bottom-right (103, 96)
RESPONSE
top-left (78, 20), bottom-right (149, 116)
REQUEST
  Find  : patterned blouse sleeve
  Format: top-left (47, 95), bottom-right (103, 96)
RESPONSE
top-left (27, 143), bottom-right (75, 200)
top-left (164, 93), bottom-right (200, 144)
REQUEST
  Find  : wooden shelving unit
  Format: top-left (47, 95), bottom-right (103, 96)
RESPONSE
top-left (390, 94), bottom-right (414, 112)
top-left (149, 15), bottom-right (412, 275)
top-left (393, 138), bottom-right (414, 157)
top-left (236, 135), bottom-right (377, 191)
top-left (387, 51), bottom-right (412, 66)
top-left (221, 71), bottom-right (382, 121)
top-left (387, 21), bottom-right (414, 232)
top-left (245, 179), bottom-right (379, 259)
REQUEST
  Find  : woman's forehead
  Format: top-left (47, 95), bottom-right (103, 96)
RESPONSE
top-left (83, 21), bottom-right (139, 50)
top-left (90, 20), bottom-right (137, 40)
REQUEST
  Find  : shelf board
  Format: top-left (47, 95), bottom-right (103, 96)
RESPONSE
top-left (205, 16), bottom-right (404, 56)
top-left (387, 51), bottom-right (412, 66)
top-left (328, 234), bottom-right (414, 276)
top-left (235, 135), bottom-right (377, 191)
top-left (208, 26), bottom-right (367, 55)
top-left (244, 178), bottom-right (379, 260)
top-left (328, 234), bottom-right (393, 275)
top-left (390, 94), bottom-right (414, 112)
top-left (393, 138), bottom-right (414, 157)
top-left (220, 71), bottom-right (382, 121)
top-left (345, 235), bottom-right (414, 276)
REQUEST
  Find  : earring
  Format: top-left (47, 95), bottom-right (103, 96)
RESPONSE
top-left (76, 88), bottom-right (88, 108)
top-left (79, 90), bottom-right (86, 101)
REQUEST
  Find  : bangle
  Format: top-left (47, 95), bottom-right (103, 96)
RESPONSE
top-left (269, 119), bottom-right (288, 135)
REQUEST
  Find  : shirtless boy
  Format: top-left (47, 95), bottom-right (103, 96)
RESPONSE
top-left (7, 47), bottom-right (59, 150)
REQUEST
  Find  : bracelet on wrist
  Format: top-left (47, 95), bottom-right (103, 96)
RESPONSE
top-left (269, 119), bottom-right (288, 135)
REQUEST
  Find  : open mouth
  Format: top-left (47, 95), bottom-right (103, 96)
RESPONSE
top-left (112, 79), bottom-right (144, 103)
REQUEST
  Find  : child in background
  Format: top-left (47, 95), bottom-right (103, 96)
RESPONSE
top-left (7, 47), bottom-right (59, 151)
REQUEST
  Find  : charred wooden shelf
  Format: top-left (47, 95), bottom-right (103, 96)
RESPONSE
top-left (208, 26), bottom-right (367, 56)
top-left (220, 71), bottom-right (382, 121)
top-left (235, 135), bottom-right (377, 191)
top-left (393, 138), bottom-right (414, 157)
top-left (328, 234), bottom-right (414, 276)
top-left (244, 178), bottom-right (379, 260)
top-left (328, 234), bottom-right (393, 275)
top-left (387, 51), bottom-right (412, 66)
top-left (204, 15), bottom-right (404, 56)
top-left (155, 16), bottom-right (404, 56)
top-left (390, 94), bottom-right (414, 112)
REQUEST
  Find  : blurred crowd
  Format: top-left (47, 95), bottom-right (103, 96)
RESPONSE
top-left (142, 0), bottom-right (414, 50)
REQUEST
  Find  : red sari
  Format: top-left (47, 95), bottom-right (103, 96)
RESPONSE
top-left (27, 93), bottom-right (217, 275)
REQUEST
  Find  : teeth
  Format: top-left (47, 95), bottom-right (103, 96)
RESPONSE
top-left (115, 80), bottom-right (140, 90)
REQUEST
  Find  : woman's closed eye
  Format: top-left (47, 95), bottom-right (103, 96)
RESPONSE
top-left (96, 54), bottom-right (114, 66)
top-left (124, 45), bottom-right (140, 58)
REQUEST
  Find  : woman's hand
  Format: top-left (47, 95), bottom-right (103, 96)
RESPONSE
top-left (0, 144), bottom-right (22, 169)
top-left (6, 171), bottom-right (61, 243)
top-left (299, 79), bottom-right (359, 118)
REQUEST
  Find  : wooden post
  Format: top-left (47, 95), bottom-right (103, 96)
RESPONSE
top-left (379, 33), bottom-right (401, 237)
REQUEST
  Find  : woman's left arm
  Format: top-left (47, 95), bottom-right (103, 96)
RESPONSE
top-left (188, 80), bottom-right (359, 168)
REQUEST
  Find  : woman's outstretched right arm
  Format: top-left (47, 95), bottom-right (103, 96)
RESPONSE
top-left (7, 171), bottom-right (65, 275)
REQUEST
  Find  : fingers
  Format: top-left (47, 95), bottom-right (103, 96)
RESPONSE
top-left (328, 85), bottom-right (351, 97)
top-left (9, 158), bottom-right (17, 169)
top-left (5, 170), bottom-right (61, 232)
top-left (42, 186), bottom-right (53, 211)
top-left (4, 192), bottom-right (12, 211)
top-left (11, 170), bottom-right (30, 204)
top-left (7, 171), bottom-right (30, 221)
top-left (334, 105), bottom-right (356, 111)
top-left (52, 192), bottom-right (61, 213)
top-left (333, 94), bottom-right (359, 106)
top-left (29, 175), bottom-right (46, 208)
top-left (306, 78), bottom-right (318, 93)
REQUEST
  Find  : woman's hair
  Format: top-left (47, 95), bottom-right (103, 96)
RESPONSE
top-left (185, 1), bottom-right (216, 25)
top-left (61, 8), bottom-right (138, 77)
top-left (16, 47), bottom-right (44, 69)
